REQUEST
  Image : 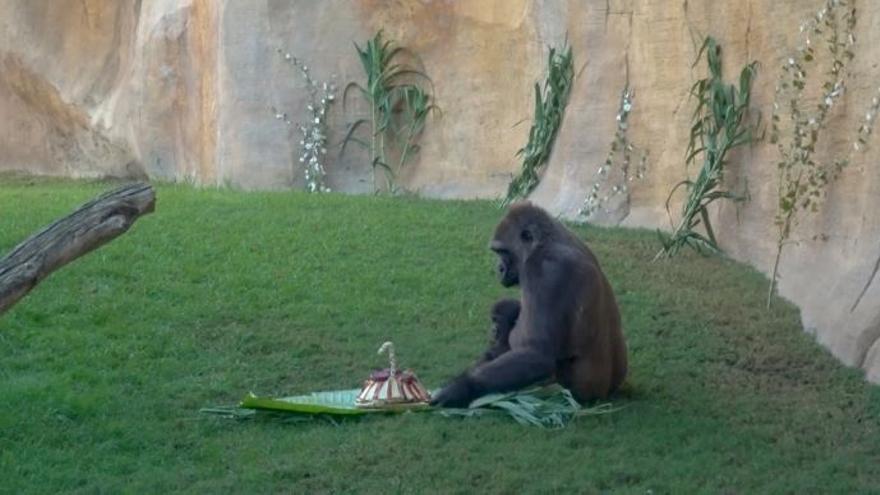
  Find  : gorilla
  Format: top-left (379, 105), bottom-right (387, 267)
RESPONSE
top-left (475, 298), bottom-right (521, 365)
top-left (431, 202), bottom-right (627, 407)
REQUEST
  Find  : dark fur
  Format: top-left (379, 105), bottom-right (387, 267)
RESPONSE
top-left (477, 298), bottom-right (520, 364)
top-left (431, 202), bottom-right (628, 408)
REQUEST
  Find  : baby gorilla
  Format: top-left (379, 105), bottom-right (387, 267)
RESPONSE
top-left (476, 299), bottom-right (521, 365)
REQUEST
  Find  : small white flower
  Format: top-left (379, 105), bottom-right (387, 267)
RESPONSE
top-left (788, 58), bottom-right (795, 66)
top-left (285, 53), bottom-right (292, 61)
top-left (622, 102), bottom-right (632, 112)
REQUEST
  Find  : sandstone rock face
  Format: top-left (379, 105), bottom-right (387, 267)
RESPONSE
top-left (1, 0), bottom-right (879, 382)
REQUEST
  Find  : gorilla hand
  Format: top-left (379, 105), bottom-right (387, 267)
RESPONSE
top-left (430, 372), bottom-right (484, 408)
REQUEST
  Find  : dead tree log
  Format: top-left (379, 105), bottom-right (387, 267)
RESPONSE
top-left (0, 182), bottom-right (155, 315)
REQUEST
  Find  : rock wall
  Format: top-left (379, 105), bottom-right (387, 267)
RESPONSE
top-left (1, 0), bottom-right (879, 382)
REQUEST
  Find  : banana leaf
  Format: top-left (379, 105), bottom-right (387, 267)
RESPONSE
top-left (239, 389), bottom-right (431, 415)
top-left (202, 385), bottom-right (620, 428)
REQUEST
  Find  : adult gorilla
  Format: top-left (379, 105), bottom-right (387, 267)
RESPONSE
top-left (431, 202), bottom-right (627, 407)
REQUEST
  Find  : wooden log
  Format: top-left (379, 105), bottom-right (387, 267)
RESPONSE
top-left (0, 182), bottom-right (155, 315)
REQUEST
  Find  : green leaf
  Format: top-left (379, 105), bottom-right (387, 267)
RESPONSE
top-left (339, 119), bottom-right (371, 156)
top-left (241, 390), bottom-right (372, 415)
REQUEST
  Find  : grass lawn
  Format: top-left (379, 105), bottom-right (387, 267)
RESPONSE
top-left (1, 178), bottom-right (878, 493)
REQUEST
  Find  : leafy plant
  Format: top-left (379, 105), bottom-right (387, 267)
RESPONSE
top-left (201, 386), bottom-right (619, 429)
top-left (766, 0), bottom-right (878, 307)
top-left (272, 52), bottom-right (336, 193)
top-left (580, 86), bottom-right (648, 219)
top-left (503, 42), bottom-right (574, 205)
top-left (439, 385), bottom-right (619, 429)
top-left (341, 30), bottom-right (437, 193)
top-left (395, 85), bottom-right (438, 174)
top-left (655, 37), bottom-right (758, 260)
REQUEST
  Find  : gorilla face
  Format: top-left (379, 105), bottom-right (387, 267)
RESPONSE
top-left (490, 202), bottom-right (545, 288)
top-left (491, 245), bottom-right (519, 287)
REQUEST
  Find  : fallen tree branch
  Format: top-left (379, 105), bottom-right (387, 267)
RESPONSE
top-left (0, 182), bottom-right (155, 315)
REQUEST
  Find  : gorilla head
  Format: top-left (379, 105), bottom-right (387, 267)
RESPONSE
top-left (489, 201), bottom-right (556, 287)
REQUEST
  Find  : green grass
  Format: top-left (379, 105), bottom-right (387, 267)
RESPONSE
top-left (1, 177), bottom-right (878, 493)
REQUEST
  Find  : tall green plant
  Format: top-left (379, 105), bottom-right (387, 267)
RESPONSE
top-left (395, 85), bottom-right (437, 175)
top-left (656, 37), bottom-right (758, 260)
top-left (767, 0), bottom-right (865, 307)
top-left (503, 43), bottom-right (574, 205)
top-left (341, 31), bottom-right (437, 194)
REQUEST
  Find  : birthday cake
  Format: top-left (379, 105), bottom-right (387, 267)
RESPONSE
top-left (355, 342), bottom-right (431, 408)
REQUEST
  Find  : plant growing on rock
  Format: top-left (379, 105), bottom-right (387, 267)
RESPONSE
top-left (656, 37), bottom-right (758, 260)
top-left (503, 42), bottom-right (574, 206)
top-left (341, 30), bottom-right (437, 194)
top-left (767, 0), bottom-right (879, 307)
top-left (580, 86), bottom-right (648, 219)
top-left (273, 52), bottom-right (337, 193)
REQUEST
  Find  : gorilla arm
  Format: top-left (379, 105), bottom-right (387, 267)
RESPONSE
top-left (430, 259), bottom-right (573, 408)
top-left (429, 347), bottom-right (556, 408)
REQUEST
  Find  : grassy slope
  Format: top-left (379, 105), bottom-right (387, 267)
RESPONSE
top-left (0, 178), bottom-right (878, 494)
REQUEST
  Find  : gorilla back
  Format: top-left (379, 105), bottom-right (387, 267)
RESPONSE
top-left (431, 202), bottom-right (627, 407)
